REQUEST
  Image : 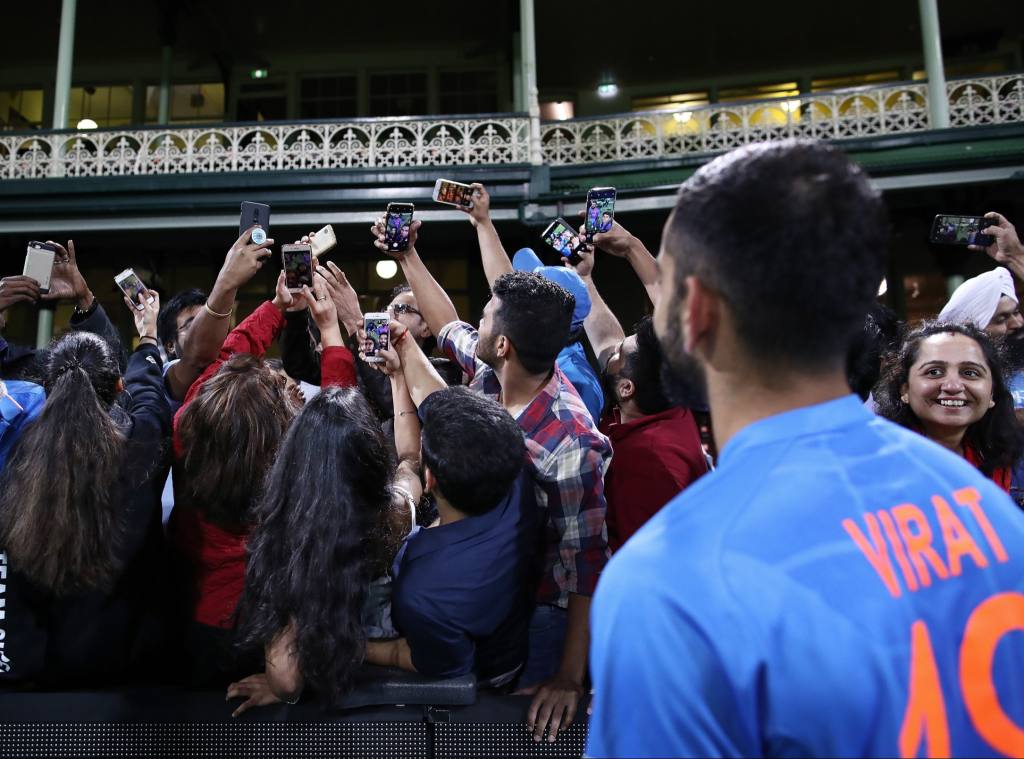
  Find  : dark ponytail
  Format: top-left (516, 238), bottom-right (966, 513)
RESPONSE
top-left (0, 332), bottom-right (125, 595)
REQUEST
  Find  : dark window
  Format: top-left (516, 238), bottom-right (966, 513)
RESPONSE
top-left (300, 75), bottom-right (358, 119)
top-left (439, 70), bottom-right (498, 114)
top-left (237, 81), bottom-right (287, 122)
top-left (369, 73), bottom-right (427, 117)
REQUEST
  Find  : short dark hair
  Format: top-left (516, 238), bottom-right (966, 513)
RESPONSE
top-left (623, 316), bottom-right (672, 416)
top-left (846, 303), bottom-right (902, 401)
top-left (875, 321), bottom-right (1024, 474)
top-left (158, 288), bottom-right (207, 352)
top-left (491, 271), bottom-right (575, 375)
top-left (429, 357), bottom-right (464, 387)
top-left (420, 386), bottom-right (525, 516)
top-left (664, 139), bottom-right (888, 367)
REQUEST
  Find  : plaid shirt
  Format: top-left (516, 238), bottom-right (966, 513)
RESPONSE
top-left (440, 320), bottom-right (611, 608)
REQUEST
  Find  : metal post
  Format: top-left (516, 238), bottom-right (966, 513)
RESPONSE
top-left (158, 44), bottom-right (173, 124)
top-left (918, 0), bottom-right (950, 128)
top-left (39, 0), bottom-right (76, 347)
top-left (52, 0), bottom-right (77, 129)
top-left (519, 0), bottom-right (542, 166)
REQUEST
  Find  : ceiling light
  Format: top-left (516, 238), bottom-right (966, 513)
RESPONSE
top-left (76, 118), bottom-right (98, 130)
top-left (250, 69), bottom-right (269, 80)
top-left (597, 82), bottom-right (619, 99)
top-left (376, 260), bottom-right (398, 280)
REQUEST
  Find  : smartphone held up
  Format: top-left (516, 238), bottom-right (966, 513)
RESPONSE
top-left (541, 218), bottom-right (584, 266)
top-left (23, 241), bottom-right (57, 294)
top-left (584, 187), bottom-right (617, 241)
top-left (929, 214), bottom-right (996, 248)
top-left (384, 203), bottom-right (415, 253)
top-left (282, 244), bottom-right (314, 293)
top-left (114, 268), bottom-right (155, 310)
top-left (433, 179), bottom-right (474, 208)
top-left (363, 312), bottom-right (390, 363)
top-left (240, 201), bottom-right (271, 244)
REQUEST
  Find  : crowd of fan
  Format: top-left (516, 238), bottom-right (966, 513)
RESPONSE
top-left (0, 139), bottom-right (1022, 754)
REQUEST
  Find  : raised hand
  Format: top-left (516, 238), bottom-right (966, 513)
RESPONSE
top-left (563, 243), bottom-right (595, 279)
top-left (971, 212), bottom-right (1024, 266)
top-left (272, 270), bottom-right (304, 313)
top-left (372, 216), bottom-right (422, 258)
top-left (457, 182), bottom-right (491, 227)
top-left (126, 288), bottom-right (160, 339)
top-left (219, 225), bottom-right (275, 291)
top-left (317, 261), bottom-right (363, 335)
top-left (0, 275), bottom-right (41, 313)
top-left (42, 240), bottom-right (92, 306)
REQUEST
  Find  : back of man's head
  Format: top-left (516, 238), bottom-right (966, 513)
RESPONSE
top-left (420, 386), bottom-right (526, 516)
top-left (491, 271), bottom-right (575, 375)
top-left (665, 139), bottom-right (888, 368)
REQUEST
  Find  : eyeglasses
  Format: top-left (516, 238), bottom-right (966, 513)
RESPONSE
top-left (389, 303), bottom-right (421, 317)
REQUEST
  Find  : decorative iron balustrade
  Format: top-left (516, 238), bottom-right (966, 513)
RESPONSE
top-left (0, 75), bottom-right (1020, 180)
top-left (541, 74), bottom-right (1024, 165)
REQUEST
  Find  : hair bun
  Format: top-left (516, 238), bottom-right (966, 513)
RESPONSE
top-left (55, 359), bottom-right (82, 377)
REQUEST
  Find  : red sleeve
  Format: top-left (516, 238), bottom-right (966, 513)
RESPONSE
top-left (173, 301), bottom-right (286, 455)
top-left (320, 345), bottom-right (357, 389)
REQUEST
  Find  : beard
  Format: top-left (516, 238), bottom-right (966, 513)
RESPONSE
top-left (657, 293), bottom-right (709, 412)
top-left (476, 330), bottom-right (500, 369)
top-left (1001, 331), bottom-right (1024, 374)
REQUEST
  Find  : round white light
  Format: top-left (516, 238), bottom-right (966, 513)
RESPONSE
top-left (597, 83), bottom-right (619, 99)
top-left (76, 118), bottom-right (98, 130)
top-left (376, 260), bottom-right (398, 280)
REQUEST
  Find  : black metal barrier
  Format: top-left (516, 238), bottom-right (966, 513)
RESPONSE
top-left (0, 678), bottom-right (588, 758)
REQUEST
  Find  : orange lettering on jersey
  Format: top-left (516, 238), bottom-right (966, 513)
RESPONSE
top-left (892, 504), bottom-right (950, 587)
top-left (960, 592), bottom-right (1024, 758)
top-left (899, 620), bottom-right (951, 758)
top-left (843, 514), bottom-right (902, 598)
top-left (877, 509), bottom-right (920, 592)
top-left (953, 487), bottom-right (1009, 563)
top-left (931, 495), bottom-right (988, 577)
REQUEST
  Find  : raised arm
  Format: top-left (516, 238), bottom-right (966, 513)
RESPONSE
top-left (166, 225), bottom-right (274, 402)
top-left (371, 218), bottom-right (459, 339)
top-left (971, 212), bottom-right (1024, 283)
top-left (458, 183), bottom-right (513, 287)
top-left (585, 220), bottom-right (661, 306)
top-left (564, 246), bottom-right (626, 372)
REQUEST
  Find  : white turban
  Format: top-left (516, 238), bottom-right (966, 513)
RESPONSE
top-left (938, 267), bottom-right (1018, 329)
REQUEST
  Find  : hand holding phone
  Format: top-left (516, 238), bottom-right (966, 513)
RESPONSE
top-left (115, 268), bottom-right (155, 311)
top-left (309, 225), bottom-right (338, 257)
top-left (929, 214), bottom-right (996, 248)
top-left (127, 288), bottom-right (161, 340)
top-left (240, 201), bottom-right (270, 245)
top-left (382, 204), bottom-right (415, 253)
top-left (433, 179), bottom-right (475, 209)
top-left (541, 218), bottom-right (584, 266)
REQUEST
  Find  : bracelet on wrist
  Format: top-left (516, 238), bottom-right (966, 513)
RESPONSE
top-left (393, 329), bottom-right (410, 346)
top-left (74, 297), bottom-right (98, 317)
top-left (204, 301), bottom-right (234, 319)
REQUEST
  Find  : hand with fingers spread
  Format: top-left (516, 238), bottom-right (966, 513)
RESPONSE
top-left (226, 673), bottom-right (282, 718)
top-left (0, 275), bottom-right (41, 313)
top-left (457, 182), bottom-right (491, 228)
top-left (220, 225), bottom-right (276, 291)
top-left (970, 212), bottom-right (1024, 270)
top-left (372, 216), bottom-right (422, 258)
top-left (299, 274), bottom-right (343, 348)
top-left (126, 288), bottom-right (161, 341)
top-left (317, 260), bottom-right (363, 335)
top-left (42, 240), bottom-right (93, 308)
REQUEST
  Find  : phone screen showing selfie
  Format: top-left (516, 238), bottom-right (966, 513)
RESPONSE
top-left (119, 274), bottom-right (145, 303)
top-left (585, 189), bottom-right (616, 236)
top-left (283, 247), bottom-right (313, 290)
top-left (385, 209), bottom-right (414, 251)
top-left (543, 220), bottom-right (581, 258)
top-left (365, 317), bottom-right (390, 357)
top-left (438, 180), bottom-right (473, 207)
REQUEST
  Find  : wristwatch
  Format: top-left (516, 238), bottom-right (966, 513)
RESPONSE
top-left (73, 297), bottom-right (98, 318)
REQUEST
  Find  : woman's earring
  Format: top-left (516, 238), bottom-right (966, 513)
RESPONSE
top-left (901, 395), bottom-right (909, 404)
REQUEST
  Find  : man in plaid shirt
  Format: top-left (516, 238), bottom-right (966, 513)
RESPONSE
top-left (371, 210), bottom-right (611, 744)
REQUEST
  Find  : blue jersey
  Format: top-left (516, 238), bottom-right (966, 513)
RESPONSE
top-left (588, 395), bottom-right (1024, 758)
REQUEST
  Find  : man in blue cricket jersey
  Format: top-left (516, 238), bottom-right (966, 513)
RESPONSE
top-left (587, 140), bottom-right (1024, 758)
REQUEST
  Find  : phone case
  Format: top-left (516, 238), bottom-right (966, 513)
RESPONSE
top-left (24, 247), bottom-right (56, 292)
top-left (310, 225), bottom-right (337, 257)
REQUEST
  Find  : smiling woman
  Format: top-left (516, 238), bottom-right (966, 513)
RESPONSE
top-left (875, 321), bottom-right (1024, 494)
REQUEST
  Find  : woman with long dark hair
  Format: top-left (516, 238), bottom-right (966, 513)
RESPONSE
top-left (169, 272), bottom-right (357, 684)
top-left (0, 291), bottom-right (169, 686)
top-left (875, 321), bottom-right (1024, 492)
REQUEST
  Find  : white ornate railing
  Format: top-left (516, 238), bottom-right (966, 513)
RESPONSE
top-left (0, 75), bottom-right (1021, 179)
top-left (0, 117), bottom-right (530, 180)
top-left (541, 74), bottom-right (1024, 165)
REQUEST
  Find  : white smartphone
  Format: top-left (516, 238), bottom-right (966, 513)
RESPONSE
top-left (114, 268), bottom-right (153, 311)
top-left (432, 178), bottom-right (474, 208)
top-left (24, 241), bottom-right (57, 294)
top-left (364, 312), bottom-right (390, 363)
top-left (309, 225), bottom-right (337, 257)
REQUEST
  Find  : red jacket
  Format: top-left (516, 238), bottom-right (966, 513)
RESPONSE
top-left (600, 407), bottom-right (708, 552)
top-left (169, 302), bottom-right (356, 628)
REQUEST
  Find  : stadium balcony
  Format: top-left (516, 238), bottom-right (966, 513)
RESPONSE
top-left (0, 72), bottom-right (1022, 235)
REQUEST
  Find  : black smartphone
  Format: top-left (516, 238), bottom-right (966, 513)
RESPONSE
top-left (384, 203), bottom-right (415, 253)
top-left (240, 201), bottom-right (271, 244)
top-left (929, 214), bottom-right (996, 248)
top-left (584, 187), bottom-right (617, 242)
top-left (541, 218), bottom-right (584, 266)
top-left (281, 244), bottom-right (314, 292)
